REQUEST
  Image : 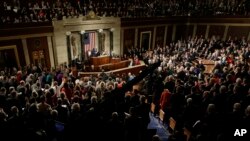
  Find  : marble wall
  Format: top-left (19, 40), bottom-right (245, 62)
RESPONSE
top-left (103, 30), bottom-right (110, 54)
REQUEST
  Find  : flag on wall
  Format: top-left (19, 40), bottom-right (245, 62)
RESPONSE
top-left (83, 32), bottom-right (96, 53)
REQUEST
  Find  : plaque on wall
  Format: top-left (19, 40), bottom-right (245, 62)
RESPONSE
top-left (34, 39), bottom-right (41, 48)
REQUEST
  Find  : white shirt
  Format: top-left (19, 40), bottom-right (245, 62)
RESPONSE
top-left (51, 81), bottom-right (64, 97)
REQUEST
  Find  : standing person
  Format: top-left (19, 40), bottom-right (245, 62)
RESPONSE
top-left (152, 135), bottom-right (161, 141)
top-left (91, 47), bottom-right (98, 57)
top-left (136, 95), bottom-right (151, 141)
top-left (106, 112), bottom-right (124, 141)
top-left (124, 107), bottom-right (143, 141)
top-left (51, 78), bottom-right (65, 104)
top-left (134, 55), bottom-right (140, 65)
top-left (160, 88), bottom-right (171, 124)
top-left (152, 76), bottom-right (164, 116)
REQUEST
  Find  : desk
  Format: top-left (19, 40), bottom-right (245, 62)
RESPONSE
top-left (193, 59), bottom-right (215, 74)
top-left (201, 59), bottom-right (215, 65)
top-left (99, 60), bottom-right (131, 71)
top-left (90, 55), bottom-right (110, 66)
top-left (201, 59), bottom-right (215, 74)
top-left (111, 58), bottom-right (121, 63)
top-left (79, 61), bottom-right (146, 77)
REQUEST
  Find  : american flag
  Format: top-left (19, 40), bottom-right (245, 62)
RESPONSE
top-left (83, 32), bottom-right (96, 54)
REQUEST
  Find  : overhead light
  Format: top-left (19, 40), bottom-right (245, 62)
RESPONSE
top-left (110, 28), bottom-right (115, 32)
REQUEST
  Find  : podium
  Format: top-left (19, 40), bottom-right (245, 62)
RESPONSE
top-left (90, 56), bottom-right (122, 66)
top-left (90, 55), bottom-right (110, 66)
top-left (201, 59), bottom-right (215, 74)
top-left (87, 56), bottom-right (130, 72)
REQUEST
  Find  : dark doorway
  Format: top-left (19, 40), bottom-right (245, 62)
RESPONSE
top-left (140, 31), bottom-right (151, 51)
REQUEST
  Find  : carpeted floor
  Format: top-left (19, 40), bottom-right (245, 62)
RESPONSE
top-left (147, 113), bottom-right (170, 141)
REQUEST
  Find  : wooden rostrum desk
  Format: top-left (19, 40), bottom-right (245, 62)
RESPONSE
top-left (99, 60), bottom-right (131, 71)
top-left (90, 55), bottom-right (110, 66)
top-left (79, 64), bottom-right (146, 77)
top-left (82, 56), bottom-right (146, 77)
top-left (89, 56), bottom-right (125, 71)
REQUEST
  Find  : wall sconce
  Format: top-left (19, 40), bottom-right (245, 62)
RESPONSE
top-left (66, 31), bottom-right (71, 36)
top-left (98, 29), bottom-right (103, 33)
top-left (110, 28), bottom-right (115, 32)
top-left (80, 30), bottom-right (85, 34)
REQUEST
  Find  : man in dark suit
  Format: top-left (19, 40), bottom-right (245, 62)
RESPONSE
top-left (91, 48), bottom-right (99, 57)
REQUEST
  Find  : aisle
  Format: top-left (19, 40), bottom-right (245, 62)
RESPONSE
top-left (147, 113), bottom-right (170, 141)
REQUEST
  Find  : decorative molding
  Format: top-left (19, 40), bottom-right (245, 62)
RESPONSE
top-left (63, 22), bottom-right (118, 26)
top-left (0, 33), bottom-right (53, 41)
top-left (85, 10), bottom-right (101, 20)
top-left (121, 23), bottom-right (250, 30)
top-left (62, 17), bottom-right (120, 26)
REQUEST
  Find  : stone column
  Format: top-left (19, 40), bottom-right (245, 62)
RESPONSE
top-left (21, 38), bottom-right (30, 66)
top-left (205, 25), bottom-right (210, 39)
top-left (98, 29), bottom-right (104, 52)
top-left (134, 28), bottom-right (138, 48)
top-left (47, 36), bottom-right (55, 68)
top-left (172, 25), bottom-right (176, 41)
top-left (80, 31), bottom-right (85, 61)
top-left (192, 24), bottom-right (197, 38)
top-left (66, 31), bottom-right (72, 65)
top-left (152, 26), bottom-right (157, 49)
top-left (223, 26), bottom-right (229, 41)
top-left (248, 32), bottom-right (250, 41)
top-left (120, 29), bottom-right (124, 56)
top-left (163, 25), bottom-right (168, 46)
top-left (110, 28), bottom-right (114, 56)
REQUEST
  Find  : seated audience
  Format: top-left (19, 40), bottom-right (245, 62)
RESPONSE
top-left (0, 34), bottom-right (250, 141)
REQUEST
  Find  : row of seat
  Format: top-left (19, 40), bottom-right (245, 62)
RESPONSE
top-left (150, 103), bottom-right (191, 141)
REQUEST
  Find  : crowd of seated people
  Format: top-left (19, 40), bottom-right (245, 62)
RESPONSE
top-left (1, 0), bottom-right (250, 24)
top-left (0, 62), bottom-right (153, 141)
top-left (0, 34), bottom-right (250, 141)
top-left (140, 35), bottom-right (250, 141)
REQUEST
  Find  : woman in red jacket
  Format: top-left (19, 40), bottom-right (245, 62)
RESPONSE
top-left (160, 88), bottom-right (171, 124)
